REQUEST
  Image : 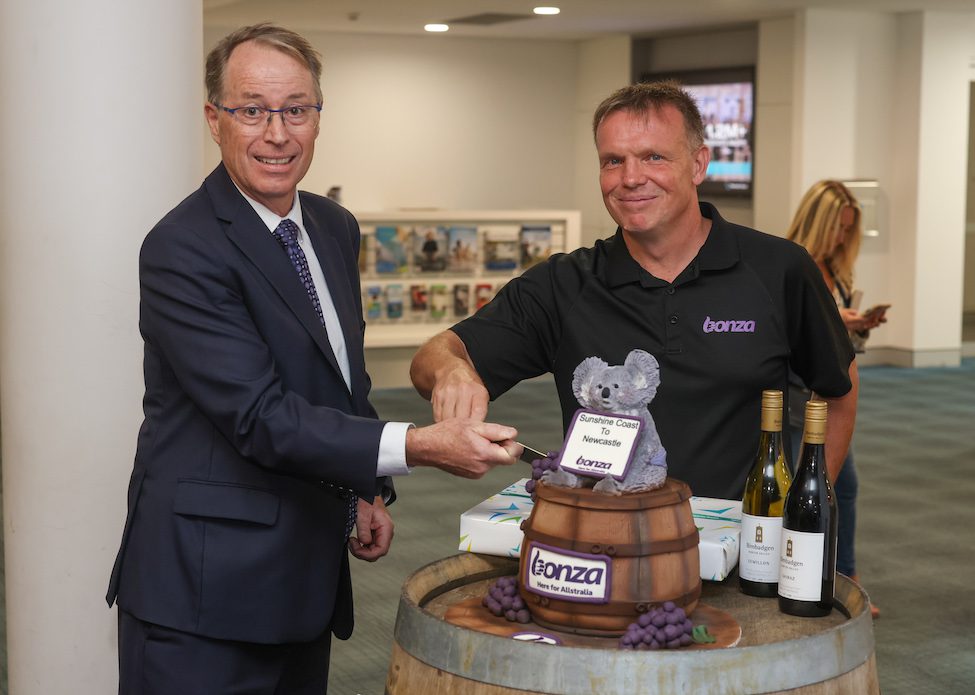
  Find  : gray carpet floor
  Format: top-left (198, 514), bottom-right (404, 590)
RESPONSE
top-left (0, 359), bottom-right (972, 694)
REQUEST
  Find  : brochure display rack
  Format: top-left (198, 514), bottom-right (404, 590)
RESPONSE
top-left (356, 210), bottom-right (581, 349)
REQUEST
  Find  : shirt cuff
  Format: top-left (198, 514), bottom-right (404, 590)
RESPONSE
top-left (377, 421), bottom-right (413, 477)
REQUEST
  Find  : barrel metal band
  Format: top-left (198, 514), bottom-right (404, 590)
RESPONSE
top-left (524, 528), bottom-right (700, 557)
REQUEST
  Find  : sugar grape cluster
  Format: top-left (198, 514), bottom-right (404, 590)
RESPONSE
top-left (618, 601), bottom-right (694, 650)
top-left (524, 452), bottom-right (560, 498)
top-left (482, 576), bottom-right (531, 624)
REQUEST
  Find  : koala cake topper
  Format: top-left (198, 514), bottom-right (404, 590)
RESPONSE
top-left (543, 349), bottom-right (667, 495)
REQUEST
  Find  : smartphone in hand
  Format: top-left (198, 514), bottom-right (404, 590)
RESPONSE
top-left (862, 303), bottom-right (891, 320)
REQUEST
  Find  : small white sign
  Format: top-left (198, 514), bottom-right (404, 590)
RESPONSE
top-left (557, 409), bottom-right (643, 480)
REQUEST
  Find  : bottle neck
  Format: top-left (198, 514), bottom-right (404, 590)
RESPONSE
top-left (796, 440), bottom-right (826, 475)
top-left (759, 428), bottom-right (783, 449)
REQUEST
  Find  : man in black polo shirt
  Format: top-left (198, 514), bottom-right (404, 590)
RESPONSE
top-left (410, 82), bottom-right (857, 499)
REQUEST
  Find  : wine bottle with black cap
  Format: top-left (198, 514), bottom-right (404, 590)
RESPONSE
top-left (778, 400), bottom-right (838, 617)
top-left (739, 389), bottom-right (792, 597)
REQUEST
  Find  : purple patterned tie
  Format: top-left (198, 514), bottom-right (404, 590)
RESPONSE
top-left (271, 219), bottom-right (358, 539)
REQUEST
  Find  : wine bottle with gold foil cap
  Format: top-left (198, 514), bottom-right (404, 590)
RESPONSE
top-left (739, 389), bottom-right (792, 597)
top-left (778, 400), bottom-right (838, 617)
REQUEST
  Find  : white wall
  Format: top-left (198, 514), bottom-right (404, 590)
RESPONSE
top-left (573, 36), bottom-right (632, 246)
top-left (203, 28), bottom-right (579, 215)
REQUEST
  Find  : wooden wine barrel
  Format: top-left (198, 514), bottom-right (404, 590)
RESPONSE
top-left (385, 553), bottom-right (879, 695)
top-left (518, 478), bottom-right (700, 635)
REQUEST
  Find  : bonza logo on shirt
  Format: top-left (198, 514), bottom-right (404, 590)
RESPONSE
top-left (702, 316), bottom-right (756, 333)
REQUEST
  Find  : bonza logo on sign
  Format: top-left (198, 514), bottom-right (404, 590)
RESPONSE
top-left (524, 542), bottom-right (611, 604)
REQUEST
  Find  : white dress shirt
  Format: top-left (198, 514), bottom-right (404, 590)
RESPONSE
top-left (237, 187), bottom-right (411, 479)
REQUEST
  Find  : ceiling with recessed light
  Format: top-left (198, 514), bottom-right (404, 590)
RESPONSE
top-left (203, 0), bottom-right (975, 40)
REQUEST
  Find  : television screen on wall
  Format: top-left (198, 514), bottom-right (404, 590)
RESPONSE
top-left (639, 67), bottom-right (755, 198)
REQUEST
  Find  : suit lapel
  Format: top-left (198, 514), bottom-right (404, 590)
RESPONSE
top-left (302, 200), bottom-right (367, 400)
top-left (205, 165), bottom-right (345, 384)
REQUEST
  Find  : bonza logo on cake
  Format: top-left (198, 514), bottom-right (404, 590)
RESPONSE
top-left (525, 543), bottom-right (611, 603)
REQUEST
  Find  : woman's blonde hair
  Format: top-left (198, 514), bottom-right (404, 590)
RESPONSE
top-left (786, 180), bottom-right (862, 289)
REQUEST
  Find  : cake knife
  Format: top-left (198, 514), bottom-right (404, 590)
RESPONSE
top-left (516, 442), bottom-right (549, 465)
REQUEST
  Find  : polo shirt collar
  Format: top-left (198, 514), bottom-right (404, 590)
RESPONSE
top-left (695, 202), bottom-right (739, 272)
top-left (603, 201), bottom-right (740, 288)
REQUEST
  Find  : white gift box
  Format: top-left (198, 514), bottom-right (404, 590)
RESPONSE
top-left (689, 496), bottom-right (742, 581)
top-left (459, 481), bottom-right (742, 581)
top-left (458, 478), bottom-right (534, 558)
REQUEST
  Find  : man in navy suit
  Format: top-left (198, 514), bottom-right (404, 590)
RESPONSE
top-left (107, 23), bottom-right (521, 694)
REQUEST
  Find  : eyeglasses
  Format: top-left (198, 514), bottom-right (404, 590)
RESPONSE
top-left (214, 103), bottom-right (322, 130)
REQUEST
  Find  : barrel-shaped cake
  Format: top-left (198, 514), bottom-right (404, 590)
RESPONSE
top-left (518, 477), bottom-right (701, 636)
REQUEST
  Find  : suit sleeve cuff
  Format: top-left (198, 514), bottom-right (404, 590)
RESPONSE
top-left (377, 421), bottom-right (413, 477)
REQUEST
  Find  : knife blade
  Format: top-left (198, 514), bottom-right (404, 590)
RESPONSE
top-left (516, 442), bottom-right (549, 465)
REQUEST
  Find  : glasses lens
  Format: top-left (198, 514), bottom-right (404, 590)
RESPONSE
top-left (283, 106), bottom-right (311, 126)
top-left (237, 106), bottom-right (265, 126)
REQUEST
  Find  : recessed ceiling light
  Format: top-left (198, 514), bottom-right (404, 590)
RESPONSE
top-left (533, 6), bottom-right (560, 15)
top-left (424, 23), bottom-right (449, 32)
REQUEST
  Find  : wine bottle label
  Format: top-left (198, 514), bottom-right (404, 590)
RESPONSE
top-left (777, 528), bottom-right (826, 601)
top-left (740, 513), bottom-right (783, 583)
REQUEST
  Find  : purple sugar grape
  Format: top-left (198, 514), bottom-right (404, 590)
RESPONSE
top-left (516, 609), bottom-right (531, 623)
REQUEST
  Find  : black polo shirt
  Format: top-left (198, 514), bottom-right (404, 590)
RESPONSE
top-left (452, 203), bottom-right (853, 498)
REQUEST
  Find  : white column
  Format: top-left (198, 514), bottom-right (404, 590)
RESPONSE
top-left (0, 1), bottom-right (202, 692)
top-left (888, 12), bottom-right (972, 366)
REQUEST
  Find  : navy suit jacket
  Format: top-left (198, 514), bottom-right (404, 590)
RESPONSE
top-left (107, 164), bottom-right (390, 644)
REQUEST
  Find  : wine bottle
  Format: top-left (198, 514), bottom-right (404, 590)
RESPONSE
top-left (778, 400), bottom-right (838, 617)
top-left (739, 389), bottom-right (792, 597)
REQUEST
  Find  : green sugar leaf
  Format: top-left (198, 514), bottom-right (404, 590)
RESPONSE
top-left (691, 624), bottom-right (716, 644)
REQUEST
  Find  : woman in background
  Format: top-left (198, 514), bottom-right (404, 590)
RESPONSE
top-left (787, 180), bottom-right (887, 617)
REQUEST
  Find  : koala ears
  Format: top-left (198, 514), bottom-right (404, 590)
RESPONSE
top-left (624, 349), bottom-right (661, 389)
top-left (572, 356), bottom-right (608, 399)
